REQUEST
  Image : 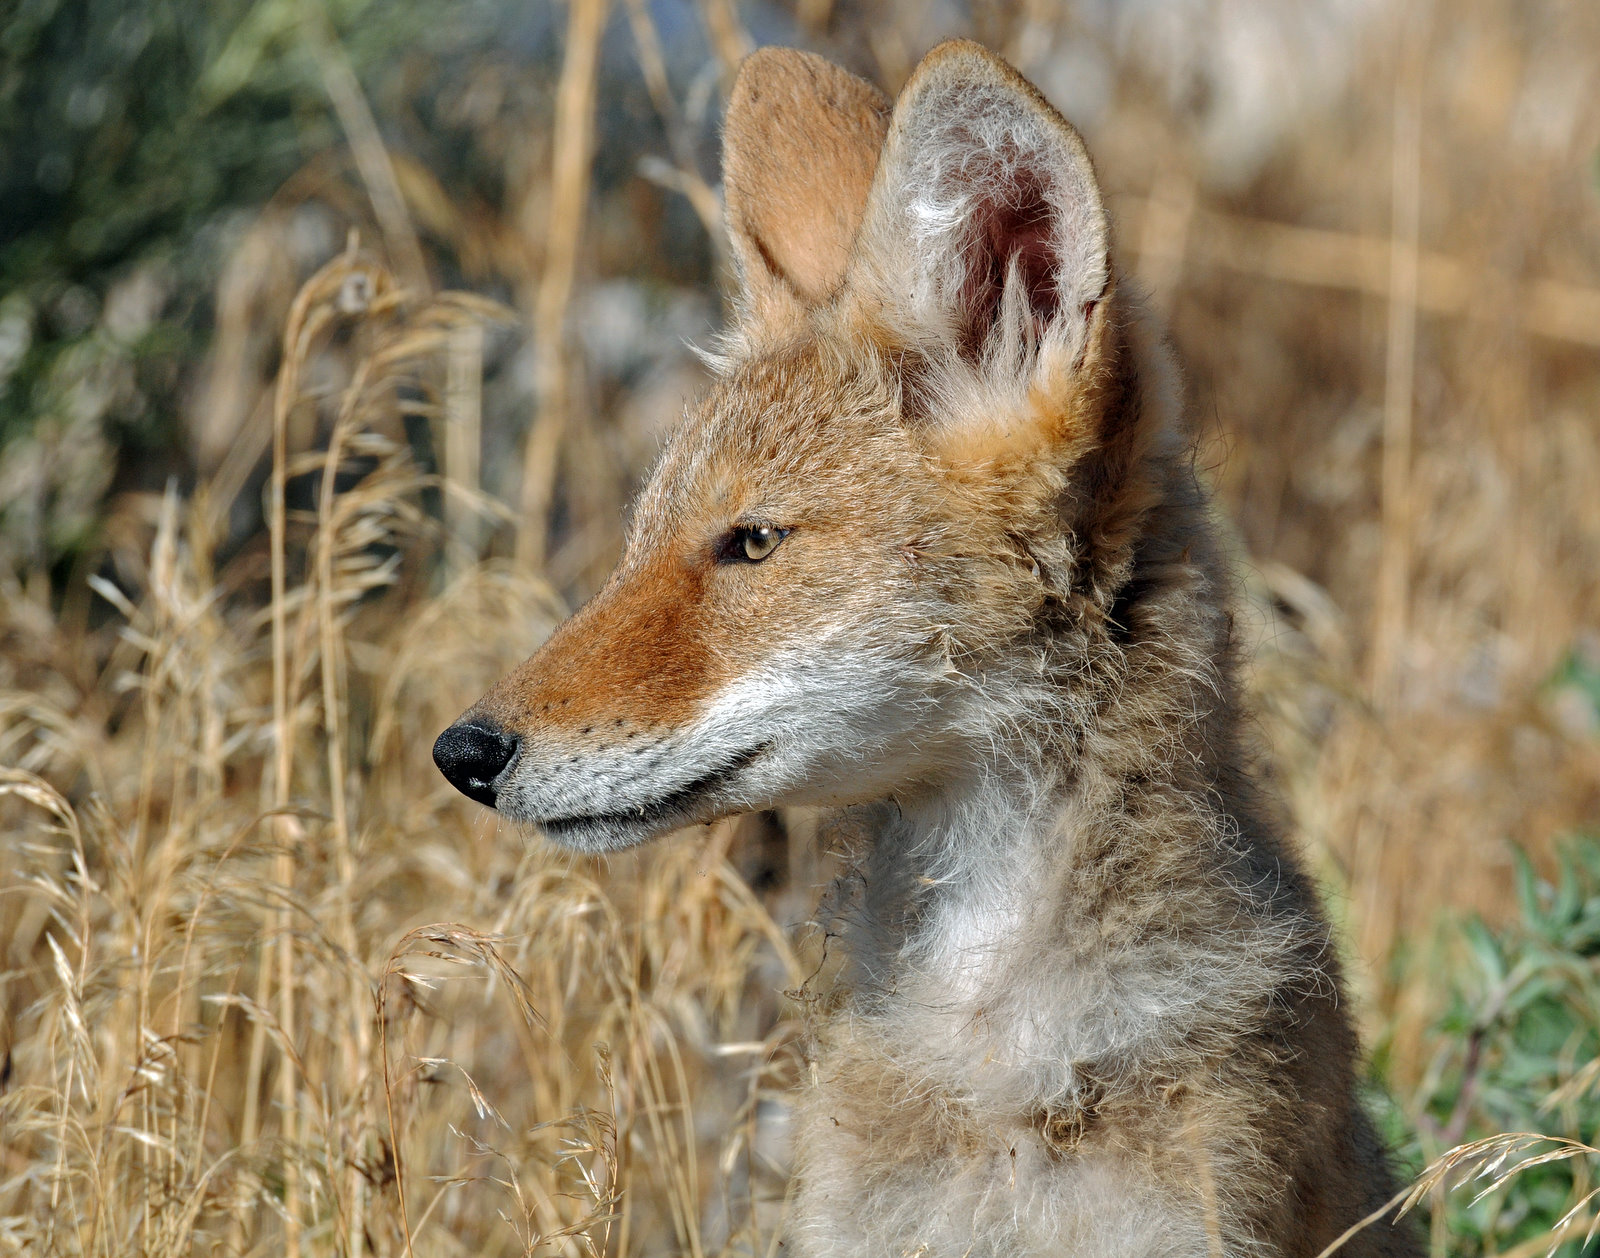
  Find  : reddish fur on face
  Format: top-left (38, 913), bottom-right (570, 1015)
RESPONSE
top-left (467, 550), bottom-right (726, 738)
top-left (467, 344), bottom-right (949, 752)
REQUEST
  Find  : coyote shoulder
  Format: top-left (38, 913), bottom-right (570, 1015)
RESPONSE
top-left (434, 40), bottom-right (1419, 1258)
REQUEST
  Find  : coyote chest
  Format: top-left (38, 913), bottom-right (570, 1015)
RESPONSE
top-left (435, 38), bottom-right (1419, 1258)
top-left (796, 899), bottom-right (1218, 1258)
top-left (796, 1087), bottom-right (1230, 1258)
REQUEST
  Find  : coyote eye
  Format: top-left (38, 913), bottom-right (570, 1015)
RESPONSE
top-left (720, 524), bottom-right (788, 564)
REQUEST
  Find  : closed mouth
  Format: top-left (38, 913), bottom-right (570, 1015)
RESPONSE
top-left (537, 743), bottom-right (770, 839)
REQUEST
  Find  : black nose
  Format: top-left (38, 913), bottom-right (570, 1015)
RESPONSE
top-left (433, 722), bottom-right (518, 807)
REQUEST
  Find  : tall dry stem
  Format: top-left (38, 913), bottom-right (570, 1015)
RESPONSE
top-left (517, 0), bottom-right (610, 567)
top-left (303, 0), bottom-right (430, 294)
top-left (1370, 0), bottom-right (1431, 708)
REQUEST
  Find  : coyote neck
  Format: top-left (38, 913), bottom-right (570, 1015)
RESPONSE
top-left (889, 776), bottom-right (1054, 991)
top-left (831, 532), bottom-right (1321, 1116)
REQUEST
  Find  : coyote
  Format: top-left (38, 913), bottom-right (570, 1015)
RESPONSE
top-left (434, 41), bottom-right (1417, 1257)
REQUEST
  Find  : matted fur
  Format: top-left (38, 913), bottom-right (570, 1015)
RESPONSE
top-left (440, 40), bottom-right (1419, 1257)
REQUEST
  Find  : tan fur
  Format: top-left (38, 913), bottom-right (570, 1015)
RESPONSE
top-left (723, 48), bottom-right (891, 325)
top-left (442, 41), bottom-right (1420, 1257)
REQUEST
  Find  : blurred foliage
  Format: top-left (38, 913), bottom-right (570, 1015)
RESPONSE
top-left (1551, 644), bottom-right (1600, 742)
top-left (0, 0), bottom-right (543, 574)
top-left (1409, 837), bottom-right (1600, 1255)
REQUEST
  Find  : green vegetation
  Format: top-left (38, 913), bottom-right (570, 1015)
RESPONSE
top-left (1401, 839), bottom-right (1600, 1255)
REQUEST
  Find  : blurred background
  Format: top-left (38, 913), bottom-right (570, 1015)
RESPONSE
top-left (2, 0), bottom-right (1598, 1254)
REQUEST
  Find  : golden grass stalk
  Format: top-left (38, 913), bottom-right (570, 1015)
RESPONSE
top-left (621, 0), bottom-right (731, 271)
top-left (302, 1), bottom-right (431, 295)
top-left (517, 0), bottom-right (610, 567)
top-left (1315, 1132), bottom-right (1600, 1258)
top-left (1120, 200), bottom-right (1600, 350)
top-left (443, 320), bottom-right (486, 574)
top-left (694, 0), bottom-right (753, 84)
top-left (1368, 5), bottom-right (1425, 709)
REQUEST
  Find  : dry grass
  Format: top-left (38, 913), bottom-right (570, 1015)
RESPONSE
top-left (1318, 1132), bottom-right (1600, 1258)
top-left (0, 252), bottom-right (808, 1255)
top-left (2, 0), bottom-right (1599, 1252)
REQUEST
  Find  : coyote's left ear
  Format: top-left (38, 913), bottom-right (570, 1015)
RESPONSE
top-left (723, 49), bottom-right (891, 331)
top-left (850, 40), bottom-right (1112, 377)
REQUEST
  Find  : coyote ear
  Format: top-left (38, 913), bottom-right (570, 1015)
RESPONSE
top-left (722, 48), bottom-right (891, 327)
top-left (850, 41), bottom-right (1111, 368)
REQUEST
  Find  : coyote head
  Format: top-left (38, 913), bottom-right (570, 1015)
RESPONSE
top-left (436, 41), bottom-right (1171, 850)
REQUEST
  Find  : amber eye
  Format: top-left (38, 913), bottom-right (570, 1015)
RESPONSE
top-left (719, 524), bottom-right (788, 564)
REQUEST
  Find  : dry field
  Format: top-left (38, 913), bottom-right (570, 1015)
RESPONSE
top-left (2, 0), bottom-right (1598, 1254)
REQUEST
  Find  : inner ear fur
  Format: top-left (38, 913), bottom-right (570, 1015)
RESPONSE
top-left (722, 48), bottom-right (891, 324)
top-left (849, 40), bottom-right (1113, 370)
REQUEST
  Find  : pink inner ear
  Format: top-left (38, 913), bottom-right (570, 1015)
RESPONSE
top-left (954, 154), bottom-right (1061, 360)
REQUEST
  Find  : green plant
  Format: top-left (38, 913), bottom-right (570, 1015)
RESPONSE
top-left (1408, 840), bottom-right (1600, 1255)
